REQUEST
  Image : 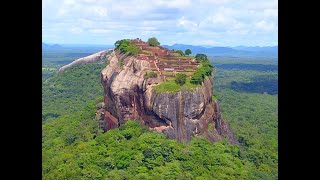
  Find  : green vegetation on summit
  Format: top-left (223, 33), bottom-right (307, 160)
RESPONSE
top-left (147, 37), bottom-right (160, 46)
top-left (114, 39), bottom-right (140, 55)
top-left (175, 73), bottom-right (187, 86)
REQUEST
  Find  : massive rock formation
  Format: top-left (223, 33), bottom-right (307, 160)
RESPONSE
top-left (97, 50), bottom-right (238, 144)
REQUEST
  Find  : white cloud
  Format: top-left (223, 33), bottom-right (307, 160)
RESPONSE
top-left (199, 0), bottom-right (234, 5)
top-left (264, 9), bottom-right (278, 18)
top-left (255, 20), bottom-right (275, 31)
top-left (246, 0), bottom-right (278, 10)
top-left (90, 6), bottom-right (108, 17)
top-left (43, 0), bottom-right (278, 46)
top-left (89, 29), bottom-right (110, 33)
top-left (177, 16), bottom-right (198, 30)
top-left (70, 27), bottom-right (83, 34)
top-left (155, 0), bottom-right (191, 9)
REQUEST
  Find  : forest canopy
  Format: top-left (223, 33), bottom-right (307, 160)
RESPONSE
top-left (42, 51), bottom-right (278, 179)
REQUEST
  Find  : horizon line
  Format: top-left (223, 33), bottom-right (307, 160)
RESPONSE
top-left (43, 42), bottom-right (278, 48)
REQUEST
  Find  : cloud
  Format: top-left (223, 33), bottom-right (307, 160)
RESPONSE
top-left (177, 16), bottom-right (198, 31)
top-left (154, 0), bottom-right (191, 9)
top-left (43, 0), bottom-right (278, 46)
top-left (88, 29), bottom-right (111, 33)
top-left (255, 20), bottom-right (275, 31)
top-left (264, 9), bottom-right (278, 18)
top-left (70, 27), bottom-right (83, 34)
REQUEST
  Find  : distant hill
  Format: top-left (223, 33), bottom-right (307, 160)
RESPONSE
top-left (163, 44), bottom-right (278, 58)
top-left (42, 43), bottom-right (49, 48)
top-left (163, 44), bottom-right (238, 53)
top-left (42, 42), bottom-right (113, 52)
top-left (42, 43), bottom-right (62, 49)
top-left (232, 46), bottom-right (278, 53)
top-left (42, 42), bottom-right (277, 58)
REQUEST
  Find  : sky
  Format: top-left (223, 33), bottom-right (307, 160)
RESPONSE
top-left (42, 0), bottom-right (278, 46)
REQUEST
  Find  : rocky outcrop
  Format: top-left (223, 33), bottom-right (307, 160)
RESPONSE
top-left (58, 49), bottom-right (112, 73)
top-left (99, 50), bottom-right (238, 144)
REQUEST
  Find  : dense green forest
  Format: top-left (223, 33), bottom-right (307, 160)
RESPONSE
top-left (42, 52), bottom-right (278, 179)
top-left (42, 62), bottom-right (106, 122)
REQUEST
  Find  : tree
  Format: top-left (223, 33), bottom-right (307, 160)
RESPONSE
top-left (114, 39), bottom-right (140, 55)
top-left (114, 40), bottom-right (122, 49)
top-left (185, 49), bottom-right (192, 56)
top-left (190, 61), bottom-right (213, 85)
top-left (176, 50), bottom-right (185, 56)
top-left (190, 71), bottom-right (203, 84)
top-left (147, 37), bottom-right (160, 46)
top-left (125, 44), bottom-right (140, 55)
top-left (195, 54), bottom-right (208, 62)
top-left (115, 39), bottom-right (129, 49)
top-left (175, 73), bottom-right (187, 86)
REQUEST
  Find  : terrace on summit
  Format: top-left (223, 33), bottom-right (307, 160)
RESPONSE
top-left (130, 39), bottom-right (199, 79)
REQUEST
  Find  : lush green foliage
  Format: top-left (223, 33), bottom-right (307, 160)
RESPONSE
top-left (42, 69), bottom-right (55, 81)
top-left (214, 59), bottom-right (278, 179)
top-left (175, 73), bottom-right (187, 86)
top-left (185, 49), bottom-right (192, 56)
top-left (114, 39), bottom-right (140, 55)
top-left (190, 61), bottom-right (213, 84)
top-left (42, 62), bottom-right (106, 121)
top-left (43, 115), bottom-right (253, 180)
top-left (147, 37), bottom-right (160, 46)
top-left (42, 49), bottom-right (278, 179)
top-left (154, 79), bottom-right (199, 93)
top-left (212, 95), bottom-right (217, 101)
top-left (176, 50), bottom-right (185, 56)
top-left (215, 63), bottom-right (278, 71)
top-left (195, 54), bottom-right (208, 62)
top-left (144, 71), bottom-right (158, 79)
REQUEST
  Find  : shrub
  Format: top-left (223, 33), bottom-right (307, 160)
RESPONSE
top-left (195, 54), bottom-right (208, 62)
top-left (185, 49), bottom-right (192, 56)
top-left (212, 95), bottom-right (217, 102)
top-left (176, 50), bottom-right (185, 56)
top-left (95, 96), bottom-right (104, 103)
top-left (144, 71), bottom-right (158, 79)
top-left (147, 37), bottom-right (160, 46)
top-left (114, 39), bottom-right (140, 55)
top-left (175, 73), bottom-right (187, 86)
top-left (190, 61), bottom-right (213, 84)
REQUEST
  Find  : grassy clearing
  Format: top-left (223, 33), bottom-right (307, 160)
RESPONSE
top-left (184, 68), bottom-right (196, 72)
top-left (162, 71), bottom-right (175, 75)
top-left (179, 56), bottom-right (193, 60)
top-left (183, 72), bottom-right (195, 76)
top-left (153, 78), bottom-right (200, 93)
top-left (170, 53), bottom-right (181, 57)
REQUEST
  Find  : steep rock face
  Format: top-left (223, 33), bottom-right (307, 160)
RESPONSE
top-left (99, 50), bottom-right (238, 144)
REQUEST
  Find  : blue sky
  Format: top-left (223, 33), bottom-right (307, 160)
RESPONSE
top-left (42, 0), bottom-right (278, 46)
